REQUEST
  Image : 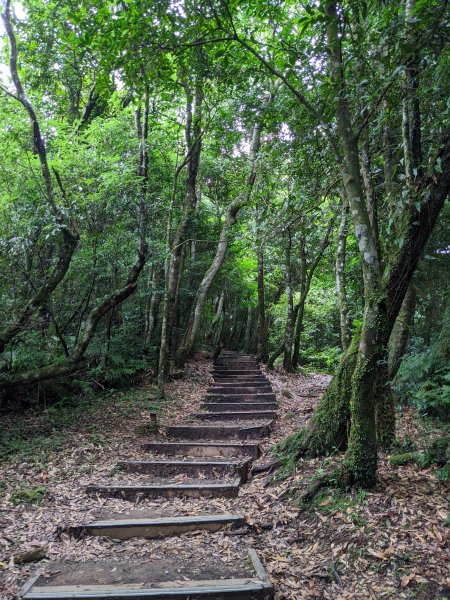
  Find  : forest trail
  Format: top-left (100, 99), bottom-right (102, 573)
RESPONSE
top-left (21, 353), bottom-right (276, 599)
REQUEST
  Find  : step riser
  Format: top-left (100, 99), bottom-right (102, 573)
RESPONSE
top-left (116, 461), bottom-right (248, 479)
top-left (143, 443), bottom-right (261, 459)
top-left (76, 516), bottom-right (246, 540)
top-left (213, 375), bottom-right (269, 384)
top-left (208, 385), bottom-right (273, 394)
top-left (192, 412), bottom-right (277, 421)
top-left (214, 362), bottom-right (259, 367)
top-left (86, 485), bottom-right (239, 500)
top-left (202, 403), bottom-right (277, 412)
top-left (213, 371), bottom-right (261, 376)
top-left (209, 381), bottom-right (273, 394)
top-left (166, 424), bottom-right (272, 440)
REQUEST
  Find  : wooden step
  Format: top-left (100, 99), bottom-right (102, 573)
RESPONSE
top-left (206, 393), bottom-right (276, 402)
top-left (86, 477), bottom-right (241, 500)
top-left (213, 367), bottom-right (262, 375)
top-left (209, 386), bottom-right (273, 393)
top-left (192, 411), bottom-right (277, 421)
top-left (202, 402), bottom-right (277, 412)
top-left (211, 381), bottom-right (270, 386)
top-left (143, 442), bottom-right (261, 459)
top-left (71, 513), bottom-right (246, 540)
top-left (21, 549), bottom-right (274, 599)
top-left (166, 422), bottom-right (273, 440)
top-left (213, 377), bottom-right (268, 383)
top-left (116, 459), bottom-right (250, 480)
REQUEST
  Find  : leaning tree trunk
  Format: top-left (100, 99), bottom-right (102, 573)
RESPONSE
top-left (257, 245), bottom-right (269, 362)
top-left (387, 284), bottom-right (415, 379)
top-left (175, 121), bottom-right (262, 367)
top-left (291, 218), bottom-right (334, 368)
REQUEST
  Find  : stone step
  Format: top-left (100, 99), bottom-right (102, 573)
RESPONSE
top-left (206, 393), bottom-right (276, 402)
top-left (166, 422), bottom-right (273, 440)
top-left (72, 513), bottom-right (246, 540)
top-left (191, 411), bottom-right (277, 422)
top-left (143, 441), bottom-right (261, 459)
top-left (86, 477), bottom-right (241, 500)
top-left (116, 459), bottom-right (250, 480)
top-left (202, 402), bottom-right (277, 412)
top-left (21, 549), bottom-right (274, 599)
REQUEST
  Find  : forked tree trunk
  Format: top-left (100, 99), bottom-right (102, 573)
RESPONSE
top-left (298, 1), bottom-right (449, 486)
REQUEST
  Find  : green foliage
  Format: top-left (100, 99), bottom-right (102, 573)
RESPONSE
top-left (395, 338), bottom-right (450, 421)
top-left (10, 486), bottom-right (47, 506)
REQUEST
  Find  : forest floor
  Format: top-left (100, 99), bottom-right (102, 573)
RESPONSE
top-left (0, 355), bottom-right (449, 600)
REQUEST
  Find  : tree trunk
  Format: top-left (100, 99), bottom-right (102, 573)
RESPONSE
top-left (292, 218), bottom-right (334, 367)
top-left (257, 245), bottom-right (269, 362)
top-left (335, 198), bottom-right (351, 351)
top-left (244, 306), bottom-right (253, 354)
top-left (175, 121), bottom-right (262, 367)
top-left (283, 230), bottom-right (295, 371)
top-left (326, 0), bottom-right (384, 487)
top-left (157, 79), bottom-right (203, 394)
top-left (388, 284), bottom-right (415, 379)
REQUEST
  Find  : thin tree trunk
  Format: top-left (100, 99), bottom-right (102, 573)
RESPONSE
top-left (244, 306), bottom-right (253, 354)
top-left (335, 198), bottom-right (351, 351)
top-left (175, 120), bottom-right (263, 366)
top-left (283, 229), bottom-right (295, 371)
top-left (292, 218), bottom-right (335, 367)
top-left (157, 79), bottom-right (203, 394)
top-left (257, 245), bottom-right (269, 362)
top-left (388, 284), bottom-right (415, 379)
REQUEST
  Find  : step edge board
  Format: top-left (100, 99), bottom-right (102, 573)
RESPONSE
top-left (86, 514), bottom-right (245, 528)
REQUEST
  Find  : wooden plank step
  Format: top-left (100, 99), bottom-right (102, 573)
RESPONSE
top-left (191, 411), bottom-right (277, 421)
top-left (86, 477), bottom-right (241, 499)
top-left (72, 513), bottom-right (246, 540)
top-left (214, 361), bottom-right (259, 366)
top-left (213, 374), bottom-right (267, 378)
top-left (143, 442), bottom-right (261, 459)
top-left (213, 367), bottom-right (262, 375)
top-left (116, 459), bottom-right (250, 480)
top-left (202, 402), bottom-right (277, 412)
top-left (211, 381), bottom-right (270, 386)
top-left (209, 386), bottom-right (272, 393)
top-left (166, 422), bottom-right (273, 440)
top-left (22, 549), bottom-right (273, 599)
top-left (206, 393), bottom-right (276, 402)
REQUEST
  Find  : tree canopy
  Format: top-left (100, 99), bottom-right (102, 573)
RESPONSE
top-left (0, 0), bottom-right (449, 486)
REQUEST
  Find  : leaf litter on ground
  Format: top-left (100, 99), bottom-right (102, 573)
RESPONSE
top-left (0, 356), bottom-right (448, 599)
